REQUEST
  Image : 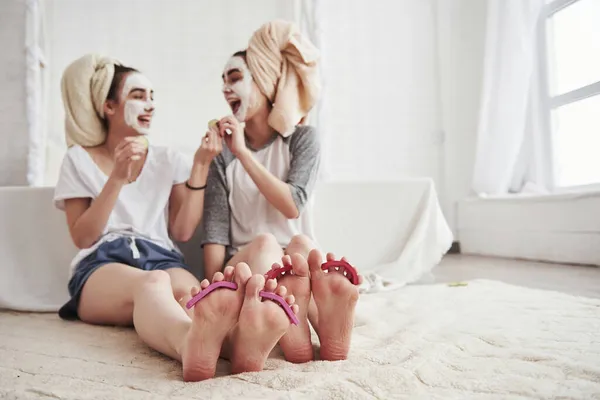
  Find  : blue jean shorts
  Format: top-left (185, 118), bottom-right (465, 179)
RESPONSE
top-left (58, 237), bottom-right (188, 320)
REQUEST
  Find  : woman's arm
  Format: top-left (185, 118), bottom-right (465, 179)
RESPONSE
top-left (236, 150), bottom-right (299, 218)
top-left (220, 117), bottom-right (320, 220)
top-left (64, 178), bottom-right (123, 249)
top-left (169, 128), bottom-right (223, 242)
top-left (63, 139), bottom-right (142, 249)
top-left (168, 164), bottom-right (209, 242)
top-left (203, 244), bottom-right (226, 279)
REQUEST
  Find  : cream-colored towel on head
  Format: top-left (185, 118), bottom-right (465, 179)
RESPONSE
top-left (60, 54), bottom-right (124, 147)
top-left (246, 20), bottom-right (320, 136)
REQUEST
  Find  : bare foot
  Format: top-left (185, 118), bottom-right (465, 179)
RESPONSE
top-left (309, 249), bottom-right (361, 361)
top-left (230, 275), bottom-right (299, 373)
top-left (273, 254), bottom-right (313, 363)
top-left (181, 263), bottom-right (252, 382)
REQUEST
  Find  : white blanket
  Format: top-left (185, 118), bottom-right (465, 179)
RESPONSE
top-left (0, 181), bottom-right (452, 311)
top-left (2, 280), bottom-right (599, 399)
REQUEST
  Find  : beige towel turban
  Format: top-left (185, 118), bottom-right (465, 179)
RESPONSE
top-left (60, 54), bottom-right (125, 147)
top-left (246, 20), bottom-right (321, 136)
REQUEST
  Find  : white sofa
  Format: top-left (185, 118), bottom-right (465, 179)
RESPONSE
top-left (0, 180), bottom-right (452, 311)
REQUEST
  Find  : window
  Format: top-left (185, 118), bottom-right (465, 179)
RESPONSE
top-left (543, 0), bottom-right (600, 187)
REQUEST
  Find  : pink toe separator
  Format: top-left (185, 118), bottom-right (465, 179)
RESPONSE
top-left (321, 260), bottom-right (359, 285)
top-left (259, 291), bottom-right (299, 325)
top-left (186, 281), bottom-right (238, 309)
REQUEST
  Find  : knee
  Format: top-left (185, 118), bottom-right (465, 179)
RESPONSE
top-left (289, 234), bottom-right (311, 247)
top-left (140, 270), bottom-right (171, 289)
top-left (252, 233), bottom-right (280, 251)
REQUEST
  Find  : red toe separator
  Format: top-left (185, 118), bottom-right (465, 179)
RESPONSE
top-left (321, 260), bottom-right (359, 285)
top-left (264, 264), bottom-right (292, 281)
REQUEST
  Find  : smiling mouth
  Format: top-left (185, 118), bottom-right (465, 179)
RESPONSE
top-left (138, 116), bottom-right (151, 126)
top-left (228, 100), bottom-right (241, 115)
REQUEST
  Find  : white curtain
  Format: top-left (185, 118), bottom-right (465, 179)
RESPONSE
top-left (25, 0), bottom-right (48, 187)
top-left (295, 0), bottom-right (329, 179)
top-left (472, 0), bottom-right (552, 195)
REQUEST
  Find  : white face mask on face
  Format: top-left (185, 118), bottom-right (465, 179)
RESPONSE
top-left (121, 73), bottom-right (154, 135)
top-left (222, 56), bottom-right (256, 122)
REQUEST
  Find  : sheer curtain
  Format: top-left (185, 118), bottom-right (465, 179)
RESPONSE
top-left (295, 0), bottom-right (329, 179)
top-left (472, 0), bottom-right (552, 196)
top-left (25, 0), bottom-right (48, 187)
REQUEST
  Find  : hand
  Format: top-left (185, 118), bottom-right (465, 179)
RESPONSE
top-left (194, 125), bottom-right (223, 166)
top-left (110, 137), bottom-right (145, 184)
top-left (219, 115), bottom-right (247, 158)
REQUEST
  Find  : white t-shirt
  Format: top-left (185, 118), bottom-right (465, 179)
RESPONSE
top-left (201, 126), bottom-right (320, 251)
top-left (54, 144), bottom-right (191, 274)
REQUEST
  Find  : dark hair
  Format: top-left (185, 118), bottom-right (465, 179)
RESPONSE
top-left (232, 50), bottom-right (247, 60)
top-left (102, 65), bottom-right (138, 130)
top-left (106, 65), bottom-right (139, 102)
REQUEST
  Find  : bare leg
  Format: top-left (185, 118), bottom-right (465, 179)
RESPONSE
top-left (166, 268), bottom-right (200, 318)
top-left (77, 263), bottom-right (252, 382)
top-left (308, 249), bottom-right (361, 361)
top-left (228, 233), bottom-right (284, 275)
top-left (230, 275), bottom-right (299, 373)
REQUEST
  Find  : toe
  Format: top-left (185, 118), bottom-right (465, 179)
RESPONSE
top-left (281, 254), bottom-right (292, 267)
top-left (200, 279), bottom-right (210, 290)
top-left (245, 274), bottom-right (265, 300)
top-left (212, 272), bottom-right (224, 282)
top-left (326, 252), bottom-right (335, 262)
top-left (285, 294), bottom-right (295, 305)
top-left (191, 286), bottom-right (200, 296)
top-left (275, 285), bottom-right (288, 297)
top-left (290, 253), bottom-right (309, 277)
top-left (264, 278), bottom-right (277, 293)
top-left (234, 263), bottom-right (252, 286)
top-left (223, 266), bottom-right (234, 281)
top-left (271, 262), bottom-right (280, 270)
top-left (308, 249), bottom-right (325, 276)
top-left (291, 304), bottom-right (299, 314)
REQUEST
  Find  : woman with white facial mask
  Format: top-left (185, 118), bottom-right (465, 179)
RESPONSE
top-left (54, 54), bottom-right (299, 382)
top-left (202, 20), bottom-right (363, 365)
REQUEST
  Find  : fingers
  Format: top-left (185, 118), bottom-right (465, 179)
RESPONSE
top-left (116, 140), bottom-right (144, 162)
top-left (219, 116), bottom-right (237, 136)
top-left (200, 129), bottom-right (223, 156)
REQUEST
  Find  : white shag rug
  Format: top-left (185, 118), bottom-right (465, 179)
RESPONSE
top-left (1, 280), bottom-right (599, 400)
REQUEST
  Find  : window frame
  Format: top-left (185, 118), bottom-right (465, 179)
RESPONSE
top-left (540, 0), bottom-right (600, 192)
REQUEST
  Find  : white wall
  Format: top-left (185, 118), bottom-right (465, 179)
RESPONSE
top-left (43, 0), bottom-right (295, 184)
top-left (42, 0), bottom-right (445, 194)
top-left (436, 0), bottom-right (488, 235)
top-left (0, 0), bottom-right (29, 186)
top-left (320, 0), bottom-right (442, 186)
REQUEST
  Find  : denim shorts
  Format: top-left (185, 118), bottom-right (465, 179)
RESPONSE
top-left (58, 237), bottom-right (188, 320)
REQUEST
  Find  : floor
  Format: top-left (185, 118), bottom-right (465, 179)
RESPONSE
top-left (434, 254), bottom-right (600, 299)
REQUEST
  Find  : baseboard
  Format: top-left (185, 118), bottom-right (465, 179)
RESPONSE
top-left (448, 241), bottom-right (461, 254)
top-left (457, 194), bottom-right (600, 266)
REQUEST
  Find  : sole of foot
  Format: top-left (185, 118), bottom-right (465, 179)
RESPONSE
top-left (273, 254), bottom-right (313, 363)
top-left (230, 275), bottom-right (299, 373)
top-left (308, 249), bottom-right (361, 361)
top-left (181, 263), bottom-right (251, 382)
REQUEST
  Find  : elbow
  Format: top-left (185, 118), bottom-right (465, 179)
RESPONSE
top-left (72, 235), bottom-right (96, 250)
top-left (170, 224), bottom-right (195, 243)
top-left (283, 206), bottom-right (300, 220)
top-left (173, 231), bottom-right (194, 243)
